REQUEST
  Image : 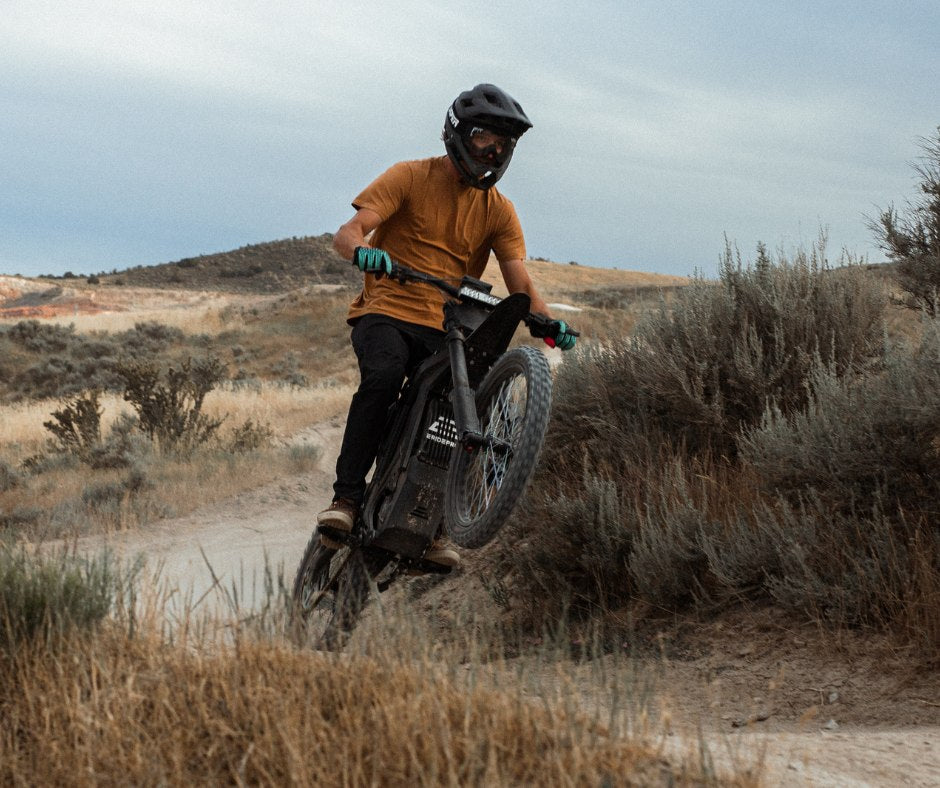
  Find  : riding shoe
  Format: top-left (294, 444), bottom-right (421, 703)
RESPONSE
top-left (425, 537), bottom-right (460, 568)
top-left (317, 498), bottom-right (358, 549)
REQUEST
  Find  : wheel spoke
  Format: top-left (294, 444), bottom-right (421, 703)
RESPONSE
top-left (465, 372), bottom-right (527, 518)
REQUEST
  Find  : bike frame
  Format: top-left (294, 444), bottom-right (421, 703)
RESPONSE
top-left (317, 266), bottom-right (541, 573)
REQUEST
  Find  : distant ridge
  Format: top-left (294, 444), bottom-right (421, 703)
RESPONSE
top-left (98, 235), bottom-right (358, 293)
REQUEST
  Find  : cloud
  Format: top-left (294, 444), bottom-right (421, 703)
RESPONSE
top-left (1, 1), bottom-right (938, 277)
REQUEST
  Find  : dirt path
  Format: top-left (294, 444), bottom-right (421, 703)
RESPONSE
top-left (70, 422), bottom-right (342, 620)
top-left (70, 418), bottom-right (939, 786)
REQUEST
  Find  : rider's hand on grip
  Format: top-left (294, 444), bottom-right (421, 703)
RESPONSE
top-left (546, 320), bottom-right (577, 350)
top-left (353, 246), bottom-right (393, 277)
top-left (527, 316), bottom-right (578, 350)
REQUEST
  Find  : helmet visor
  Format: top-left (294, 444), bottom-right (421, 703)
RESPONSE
top-left (465, 126), bottom-right (515, 166)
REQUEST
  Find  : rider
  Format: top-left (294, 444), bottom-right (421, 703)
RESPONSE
top-left (318, 83), bottom-right (577, 568)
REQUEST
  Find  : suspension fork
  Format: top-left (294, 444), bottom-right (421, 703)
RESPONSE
top-left (444, 309), bottom-right (484, 448)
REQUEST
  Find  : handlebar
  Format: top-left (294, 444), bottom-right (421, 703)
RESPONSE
top-left (380, 261), bottom-right (579, 341)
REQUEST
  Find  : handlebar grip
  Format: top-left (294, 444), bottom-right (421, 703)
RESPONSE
top-left (525, 315), bottom-right (580, 339)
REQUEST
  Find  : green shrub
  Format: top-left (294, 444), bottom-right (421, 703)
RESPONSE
top-left (117, 356), bottom-right (226, 451)
top-left (540, 241), bottom-right (886, 492)
top-left (4, 320), bottom-right (74, 353)
top-left (0, 320), bottom-right (190, 402)
top-left (872, 127), bottom-right (940, 314)
top-left (86, 413), bottom-right (152, 470)
top-left (739, 315), bottom-right (940, 521)
top-left (0, 507), bottom-right (41, 533)
top-left (511, 471), bottom-right (632, 618)
top-left (228, 419), bottom-right (274, 453)
top-left (43, 390), bottom-right (102, 459)
top-left (755, 493), bottom-right (939, 648)
top-left (0, 460), bottom-right (21, 493)
top-left (627, 464), bottom-right (714, 609)
top-left (504, 244), bottom-right (894, 629)
top-left (0, 545), bottom-right (116, 651)
top-left (80, 468), bottom-right (151, 513)
top-left (286, 444), bottom-right (322, 473)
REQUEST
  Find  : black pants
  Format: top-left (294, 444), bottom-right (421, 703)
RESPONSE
top-left (333, 314), bottom-right (446, 504)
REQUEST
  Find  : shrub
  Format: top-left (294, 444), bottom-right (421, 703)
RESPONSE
top-left (542, 239), bottom-right (885, 478)
top-left (755, 493), bottom-right (940, 653)
top-left (0, 460), bottom-right (21, 493)
top-left (43, 390), bottom-right (102, 459)
top-left (739, 314), bottom-right (940, 522)
top-left (502, 244), bottom-right (894, 629)
top-left (119, 321), bottom-right (185, 355)
top-left (5, 320), bottom-right (74, 353)
top-left (0, 507), bottom-right (42, 533)
top-left (81, 469), bottom-right (150, 511)
top-left (228, 419), bottom-right (274, 453)
top-left (511, 471), bottom-right (633, 618)
top-left (272, 352), bottom-right (308, 387)
top-left (117, 356), bottom-right (227, 451)
top-left (87, 413), bottom-right (152, 470)
top-left (872, 127), bottom-right (940, 314)
top-left (0, 545), bottom-right (115, 651)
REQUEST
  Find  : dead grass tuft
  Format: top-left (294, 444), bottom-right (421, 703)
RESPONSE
top-left (0, 606), bottom-right (753, 787)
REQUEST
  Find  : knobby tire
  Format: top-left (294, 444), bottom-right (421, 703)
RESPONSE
top-left (444, 345), bottom-right (552, 548)
top-left (290, 536), bottom-right (372, 650)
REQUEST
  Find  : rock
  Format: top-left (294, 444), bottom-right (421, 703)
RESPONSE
top-left (822, 719), bottom-right (839, 731)
top-left (732, 709), bottom-right (772, 728)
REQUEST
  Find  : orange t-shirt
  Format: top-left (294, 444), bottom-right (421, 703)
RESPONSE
top-left (346, 156), bottom-right (527, 331)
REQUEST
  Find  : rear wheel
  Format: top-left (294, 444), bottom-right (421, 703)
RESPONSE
top-left (445, 345), bottom-right (552, 548)
top-left (290, 538), bottom-right (372, 649)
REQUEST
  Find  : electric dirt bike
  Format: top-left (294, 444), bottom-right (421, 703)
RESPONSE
top-left (290, 261), bottom-right (576, 648)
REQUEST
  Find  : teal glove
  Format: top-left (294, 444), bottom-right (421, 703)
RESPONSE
top-left (549, 320), bottom-right (577, 351)
top-left (353, 246), bottom-right (393, 276)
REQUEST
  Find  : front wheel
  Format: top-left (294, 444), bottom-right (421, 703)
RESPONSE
top-left (445, 345), bottom-right (553, 548)
top-left (290, 538), bottom-right (372, 650)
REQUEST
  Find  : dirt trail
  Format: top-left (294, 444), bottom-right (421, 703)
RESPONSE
top-left (70, 418), bottom-right (938, 786)
top-left (70, 422), bottom-right (342, 619)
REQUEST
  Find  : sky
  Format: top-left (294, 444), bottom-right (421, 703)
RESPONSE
top-left (2, 1), bottom-right (938, 279)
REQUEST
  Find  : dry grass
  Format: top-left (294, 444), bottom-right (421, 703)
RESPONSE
top-left (483, 257), bottom-right (690, 301)
top-left (0, 384), bottom-right (352, 464)
top-left (0, 583), bottom-right (757, 787)
top-left (203, 382), bottom-right (355, 438)
top-left (0, 384), bottom-right (350, 538)
top-left (0, 447), bottom-right (321, 538)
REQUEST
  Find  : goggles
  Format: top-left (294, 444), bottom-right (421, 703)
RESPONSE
top-left (466, 126), bottom-right (515, 163)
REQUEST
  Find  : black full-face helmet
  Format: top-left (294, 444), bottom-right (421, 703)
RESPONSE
top-left (442, 83), bottom-right (532, 190)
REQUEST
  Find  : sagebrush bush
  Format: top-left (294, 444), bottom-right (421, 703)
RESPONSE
top-left (117, 357), bottom-right (227, 451)
top-left (0, 545), bottom-right (116, 651)
top-left (627, 464), bottom-right (714, 609)
top-left (0, 320), bottom-right (193, 402)
top-left (500, 245), bottom-right (940, 647)
top-left (84, 413), bottom-right (151, 469)
top-left (0, 460), bottom-right (20, 493)
top-left (740, 313), bottom-right (940, 521)
top-left (512, 471), bottom-right (633, 618)
top-left (756, 493), bottom-right (939, 649)
top-left (872, 126), bottom-right (940, 314)
top-left (542, 239), bottom-right (886, 480)
top-left (4, 320), bottom-right (74, 353)
top-left (43, 390), bottom-right (103, 458)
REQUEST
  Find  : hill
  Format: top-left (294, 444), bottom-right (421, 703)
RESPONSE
top-left (2, 236), bottom-right (690, 321)
top-left (93, 235), bottom-right (360, 293)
